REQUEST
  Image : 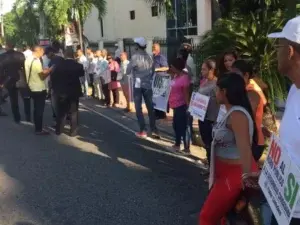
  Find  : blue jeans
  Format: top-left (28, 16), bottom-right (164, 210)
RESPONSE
top-left (133, 88), bottom-right (157, 133)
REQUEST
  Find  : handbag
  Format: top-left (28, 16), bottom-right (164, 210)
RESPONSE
top-left (16, 59), bottom-right (35, 97)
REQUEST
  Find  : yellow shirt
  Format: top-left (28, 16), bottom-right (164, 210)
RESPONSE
top-left (25, 56), bottom-right (46, 92)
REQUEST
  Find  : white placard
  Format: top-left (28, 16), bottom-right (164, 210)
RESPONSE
top-left (188, 92), bottom-right (210, 121)
top-left (259, 135), bottom-right (300, 225)
top-left (152, 74), bottom-right (171, 112)
top-left (217, 105), bottom-right (227, 122)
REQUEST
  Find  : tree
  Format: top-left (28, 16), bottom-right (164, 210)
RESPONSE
top-left (37, 0), bottom-right (107, 40)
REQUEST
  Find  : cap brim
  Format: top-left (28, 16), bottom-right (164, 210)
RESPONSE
top-left (268, 32), bottom-right (285, 38)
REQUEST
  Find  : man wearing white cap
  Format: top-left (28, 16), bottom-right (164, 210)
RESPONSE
top-left (268, 16), bottom-right (300, 225)
top-left (126, 37), bottom-right (159, 138)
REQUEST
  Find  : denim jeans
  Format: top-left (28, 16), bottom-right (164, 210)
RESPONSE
top-left (133, 88), bottom-right (157, 133)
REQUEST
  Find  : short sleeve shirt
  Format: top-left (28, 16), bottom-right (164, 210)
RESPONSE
top-left (153, 54), bottom-right (168, 76)
top-left (25, 56), bottom-right (45, 92)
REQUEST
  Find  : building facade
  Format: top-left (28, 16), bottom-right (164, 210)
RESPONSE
top-left (84, 0), bottom-right (212, 44)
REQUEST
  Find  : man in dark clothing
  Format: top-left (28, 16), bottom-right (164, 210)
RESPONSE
top-left (47, 47), bottom-right (64, 119)
top-left (53, 48), bottom-right (84, 136)
top-left (1, 43), bottom-right (28, 123)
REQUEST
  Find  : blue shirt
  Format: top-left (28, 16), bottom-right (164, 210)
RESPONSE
top-left (153, 54), bottom-right (168, 76)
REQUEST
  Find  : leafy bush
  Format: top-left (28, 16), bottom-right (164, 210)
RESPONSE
top-left (197, 8), bottom-right (288, 110)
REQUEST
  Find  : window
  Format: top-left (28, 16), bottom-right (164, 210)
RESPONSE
top-left (151, 6), bottom-right (158, 17)
top-left (166, 0), bottom-right (197, 38)
top-left (130, 10), bottom-right (135, 20)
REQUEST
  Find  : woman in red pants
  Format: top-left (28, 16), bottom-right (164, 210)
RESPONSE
top-left (199, 73), bottom-right (259, 225)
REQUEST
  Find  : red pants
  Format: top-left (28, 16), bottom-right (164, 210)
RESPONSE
top-left (199, 158), bottom-right (258, 225)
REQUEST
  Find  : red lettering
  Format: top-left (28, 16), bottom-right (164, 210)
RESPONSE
top-left (269, 139), bottom-right (281, 166)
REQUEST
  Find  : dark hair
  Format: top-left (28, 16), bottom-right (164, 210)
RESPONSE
top-left (45, 46), bottom-right (55, 55)
top-left (52, 40), bottom-right (61, 53)
top-left (203, 59), bottom-right (217, 76)
top-left (218, 50), bottom-right (238, 75)
top-left (107, 53), bottom-right (113, 59)
top-left (170, 57), bottom-right (186, 71)
top-left (217, 72), bottom-right (258, 148)
top-left (232, 59), bottom-right (254, 79)
top-left (136, 43), bottom-right (147, 50)
top-left (64, 48), bottom-right (74, 59)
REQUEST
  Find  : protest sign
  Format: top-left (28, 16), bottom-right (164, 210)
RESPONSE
top-left (152, 74), bottom-right (171, 112)
top-left (259, 135), bottom-right (300, 225)
top-left (217, 105), bottom-right (227, 122)
top-left (188, 92), bottom-right (210, 121)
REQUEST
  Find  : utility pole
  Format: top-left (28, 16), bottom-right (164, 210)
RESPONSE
top-left (0, 0), bottom-right (4, 39)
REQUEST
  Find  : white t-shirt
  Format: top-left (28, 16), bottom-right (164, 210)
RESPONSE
top-left (279, 84), bottom-right (300, 218)
top-left (23, 49), bottom-right (33, 59)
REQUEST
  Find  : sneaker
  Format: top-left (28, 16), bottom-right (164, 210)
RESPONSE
top-left (182, 149), bottom-right (191, 154)
top-left (135, 131), bottom-right (147, 138)
top-left (170, 145), bottom-right (180, 152)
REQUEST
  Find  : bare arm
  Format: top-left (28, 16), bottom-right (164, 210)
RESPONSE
top-left (229, 111), bottom-right (252, 174)
top-left (247, 90), bottom-right (260, 115)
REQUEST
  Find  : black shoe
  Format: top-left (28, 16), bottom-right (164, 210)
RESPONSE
top-left (151, 132), bottom-right (160, 139)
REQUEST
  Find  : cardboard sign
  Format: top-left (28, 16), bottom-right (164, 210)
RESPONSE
top-left (259, 135), bottom-right (300, 225)
top-left (188, 92), bottom-right (210, 121)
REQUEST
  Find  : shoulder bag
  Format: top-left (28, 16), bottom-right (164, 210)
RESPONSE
top-left (17, 59), bottom-right (35, 97)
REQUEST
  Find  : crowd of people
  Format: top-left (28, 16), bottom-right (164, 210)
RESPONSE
top-left (0, 16), bottom-right (299, 225)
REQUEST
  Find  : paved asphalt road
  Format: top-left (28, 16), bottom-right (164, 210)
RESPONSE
top-left (0, 98), bottom-right (207, 225)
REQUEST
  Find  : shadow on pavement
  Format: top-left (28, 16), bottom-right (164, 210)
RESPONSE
top-left (0, 102), bottom-right (207, 225)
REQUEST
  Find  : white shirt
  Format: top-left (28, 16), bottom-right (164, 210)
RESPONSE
top-left (78, 55), bottom-right (88, 72)
top-left (279, 84), bottom-right (300, 218)
top-left (23, 49), bottom-right (33, 59)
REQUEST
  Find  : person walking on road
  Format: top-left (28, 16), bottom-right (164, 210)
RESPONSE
top-left (267, 16), bottom-right (300, 225)
top-left (1, 43), bottom-right (28, 123)
top-left (126, 37), bottom-right (159, 139)
top-left (53, 48), bottom-right (84, 137)
top-left (25, 46), bottom-right (52, 135)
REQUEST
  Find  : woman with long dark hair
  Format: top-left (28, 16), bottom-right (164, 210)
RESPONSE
top-left (218, 50), bottom-right (238, 76)
top-left (198, 59), bottom-right (219, 166)
top-left (232, 60), bottom-right (267, 161)
top-left (199, 73), bottom-right (258, 225)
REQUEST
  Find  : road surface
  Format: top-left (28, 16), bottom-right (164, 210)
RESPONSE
top-left (0, 99), bottom-right (207, 225)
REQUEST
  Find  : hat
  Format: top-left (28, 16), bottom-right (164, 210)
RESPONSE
top-left (133, 37), bottom-right (147, 47)
top-left (268, 16), bottom-right (300, 44)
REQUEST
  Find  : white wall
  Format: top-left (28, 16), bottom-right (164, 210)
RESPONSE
top-left (84, 0), bottom-right (167, 42)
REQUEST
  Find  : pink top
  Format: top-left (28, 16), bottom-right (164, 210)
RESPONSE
top-left (109, 61), bottom-right (121, 90)
top-left (169, 74), bottom-right (190, 109)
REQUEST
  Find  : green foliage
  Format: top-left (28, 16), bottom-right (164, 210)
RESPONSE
top-left (3, 0), bottom-right (40, 47)
top-left (198, 2), bottom-right (295, 110)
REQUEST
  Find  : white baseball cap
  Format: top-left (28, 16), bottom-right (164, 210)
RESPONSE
top-left (268, 16), bottom-right (300, 44)
top-left (133, 37), bottom-right (147, 47)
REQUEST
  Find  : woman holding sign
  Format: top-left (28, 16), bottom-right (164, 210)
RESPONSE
top-left (168, 58), bottom-right (191, 153)
top-left (199, 73), bottom-right (258, 225)
top-left (198, 59), bottom-right (219, 166)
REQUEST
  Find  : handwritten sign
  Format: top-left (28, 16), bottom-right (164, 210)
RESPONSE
top-left (259, 135), bottom-right (300, 225)
top-left (188, 92), bottom-right (210, 121)
top-left (217, 105), bottom-right (227, 122)
top-left (152, 74), bottom-right (171, 112)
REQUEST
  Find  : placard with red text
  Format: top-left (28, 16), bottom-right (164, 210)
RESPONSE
top-left (188, 92), bottom-right (210, 121)
top-left (259, 135), bottom-right (300, 225)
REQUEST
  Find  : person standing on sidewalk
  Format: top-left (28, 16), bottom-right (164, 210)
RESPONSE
top-left (168, 58), bottom-right (190, 153)
top-left (53, 48), bottom-right (84, 137)
top-left (1, 43), bottom-right (28, 123)
top-left (86, 47), bottom-right (96, 98)
top-left (0, 44), bottom-right (8, 117)
top-left (107, 53), bottom-right (121, 107)
top-left (152, 43), bottom-right (169, 120)
top-left (25, 46), bottom-right (51, 135)
top-left (95, 50), bottom-right (109, 104)
top-left (198, 59), bottom-right (219, 166)
top-left (267, 16), bottom-right (300, 225)
top-left (126, 37), bottom-right (159, 139)
top-left (119, 52), bottom-right (131, 112)
top-left (76, 49), bottom-right (89, 98)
